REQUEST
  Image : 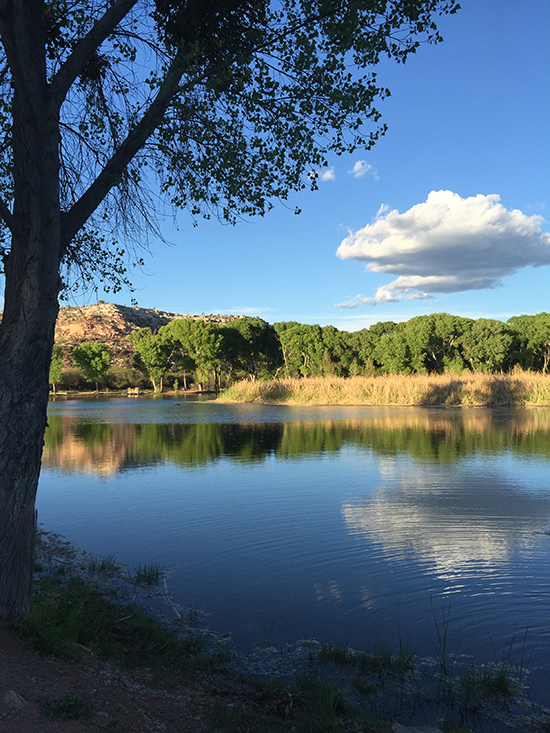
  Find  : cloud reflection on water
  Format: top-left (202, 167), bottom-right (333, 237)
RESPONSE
top-left (342, 461), bottom-right (550, 583)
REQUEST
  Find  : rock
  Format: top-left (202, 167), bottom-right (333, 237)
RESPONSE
top-left (3, 690), bottom-right (28, 709)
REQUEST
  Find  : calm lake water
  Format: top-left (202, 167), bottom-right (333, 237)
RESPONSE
top-left (39, 396), bottom-right (550, 703)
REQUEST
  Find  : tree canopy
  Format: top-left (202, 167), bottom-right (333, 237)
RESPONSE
top-left (72, 342), bottom-right (113, 391)
top-left (128, 328), bottom-right (172, 391)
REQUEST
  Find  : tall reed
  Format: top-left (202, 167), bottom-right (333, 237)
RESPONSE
top-left (218, 371), bottom-right (550, 406)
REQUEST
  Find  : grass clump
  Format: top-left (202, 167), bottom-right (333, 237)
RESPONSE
top-left (319, 640), bottom-right (415, 677)
top-left (14, 576), bottom-right (203, 672)
top-left (87, 552), bottom-right (118, 573)
top-left (128, 562), bottom-right (163, 586)
top-left (206, 674), bottom-right (352, 733)
top-left (318, 641), bottom-right (355, 667)
top-left (458, 662), bottom-right (521, 713)
top-left (38, 693), bottom-right (96, 720)
top-left (294, 675), bottom-right (347, 729)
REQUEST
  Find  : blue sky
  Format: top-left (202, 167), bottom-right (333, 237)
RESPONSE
top-left (93, 0), bottom-right (550, 331)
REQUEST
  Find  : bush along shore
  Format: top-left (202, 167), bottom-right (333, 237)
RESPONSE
top-left (8, 528), bottom-right (550, 733)
top-left (217, 371), bottom-right (550, 407)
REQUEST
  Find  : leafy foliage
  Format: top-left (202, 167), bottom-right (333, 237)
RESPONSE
top-left (72, 342), bottom-right (113, 390)
top-left (128, 328), bottom-right (172, 391)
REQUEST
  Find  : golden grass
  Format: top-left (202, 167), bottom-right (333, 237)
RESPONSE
top-left (217, 371), bottom-right (550, 407)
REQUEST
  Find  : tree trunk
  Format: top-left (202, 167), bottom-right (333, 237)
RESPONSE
top-left (0, 316), bottom-right (57, 617)
top-left (0, 249), bottom-right (60, 617)
top-left (0, 3), bottom-right (62, 618)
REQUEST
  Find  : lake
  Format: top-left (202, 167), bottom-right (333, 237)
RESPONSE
top-left (39, 396), bottom-right (550, 704)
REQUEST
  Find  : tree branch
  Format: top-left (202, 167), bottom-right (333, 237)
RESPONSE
top-left (49, 0), bottom-right (139, 107)
top-left (61, 47), bottom-right (188, 248)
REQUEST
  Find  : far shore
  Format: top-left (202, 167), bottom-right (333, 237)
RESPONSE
top-left (49, 388), bottom-right (214, 398)
top-left (49, 371), bottom-right (550, 407)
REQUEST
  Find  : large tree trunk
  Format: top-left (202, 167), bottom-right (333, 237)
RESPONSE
top-left (0, 1), bottom-right (62, 618)
top-left (0, 280), bottom-right (59, 618)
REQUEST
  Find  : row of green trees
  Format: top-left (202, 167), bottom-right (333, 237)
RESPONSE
top-left (50, 312), bottom-right (550, 393)
top-left (275, 313), bottom-right (550, 377)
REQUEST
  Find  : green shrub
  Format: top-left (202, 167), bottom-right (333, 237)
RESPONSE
top-left (105, 366), bottom-right (147, 390)
top-left (60, 367), bottom-right (87, 391)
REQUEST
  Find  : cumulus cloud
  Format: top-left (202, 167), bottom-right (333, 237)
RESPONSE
top-left (308, 167), bottom-right (336, 183)
top-left (348, 160), bottom-right (379, 180)
top-left (336, 190), bottom-right (550, 307)
top-left (319, 167), bottom-right (336, 182)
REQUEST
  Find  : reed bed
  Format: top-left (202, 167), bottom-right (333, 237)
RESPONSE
top-left (218, 371), bottom-right (550, 406)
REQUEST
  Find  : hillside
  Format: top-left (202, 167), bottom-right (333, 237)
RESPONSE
top-left (52, 302), bottom-right (241, 367)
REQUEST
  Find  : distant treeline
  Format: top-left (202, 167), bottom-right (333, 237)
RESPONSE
top-left (52, 312), bottom-right (550, 392)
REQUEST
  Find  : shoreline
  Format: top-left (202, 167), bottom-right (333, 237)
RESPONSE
top-left (24, 528), bottom-right (550, 733)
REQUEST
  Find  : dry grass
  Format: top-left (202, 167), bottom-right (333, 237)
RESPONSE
top-left (218, 371), bottom-right (550, 407)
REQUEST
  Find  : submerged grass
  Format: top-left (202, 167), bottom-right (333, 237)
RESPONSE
top-left (87, 552), bottom-right (118, 573)
top-left (218, 370), bottom-right (550, 406)
top-left (458, 661), bottom-right (521, 712)
top-left (128, 561), bottom-right (163, 586)
top-left (319, 640), bottom-right (415, 677)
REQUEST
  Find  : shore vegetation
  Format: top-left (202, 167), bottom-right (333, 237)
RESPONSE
top-left (218, 370), bottom-right (550, 406)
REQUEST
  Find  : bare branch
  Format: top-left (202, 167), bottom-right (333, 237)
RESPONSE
top-left (50, 0), bottom-right (139, 107)
top-left (61, 47), bottom-right (188, 247)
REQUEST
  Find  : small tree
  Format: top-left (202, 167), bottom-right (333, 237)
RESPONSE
top-left (49, 345), bottom-right (63, 395)
top-left (72, 343), bottom-right (113, 393)
top-left (129, 329), bottom-right (172, 392)
top-left (164, 319), bottom-right (223, 391)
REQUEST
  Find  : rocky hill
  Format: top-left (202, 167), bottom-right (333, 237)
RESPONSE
top-left (52, 302), bottom-right (241, 367)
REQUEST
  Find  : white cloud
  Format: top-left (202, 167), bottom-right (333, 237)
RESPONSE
top-left (319, 167), bottom-right (336, 182)
top-left (348, 160), bottom-right (379, 180)
top-left (336, 190), bottom-right (550, 307)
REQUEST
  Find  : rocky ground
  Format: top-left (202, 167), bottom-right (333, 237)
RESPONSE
top-left (0, 531), bottom-right (357, 733)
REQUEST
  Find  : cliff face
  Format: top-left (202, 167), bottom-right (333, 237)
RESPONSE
top-left (52, 303), bottom-right (241, 367)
